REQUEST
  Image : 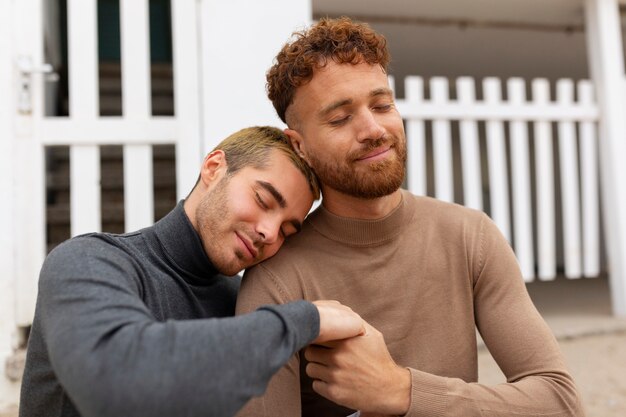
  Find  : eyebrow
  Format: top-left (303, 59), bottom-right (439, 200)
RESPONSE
top-left (257, 180), bottom-right (286, 208)
top-left (256, 180), bottom-right (303, 233)
top-left (371, 87), bottom-right (394, 98)
top-left (319, 99), bottom-right (352, 118)
top-left (318, 88), bottom-right (394, 118)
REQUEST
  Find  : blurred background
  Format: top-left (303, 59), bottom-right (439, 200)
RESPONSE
top-left (2, 0), bottom-right (626, 415)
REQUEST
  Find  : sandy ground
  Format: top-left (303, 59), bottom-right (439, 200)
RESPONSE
top-left (478, 332), bottom-right (626, 416)
top-left (3, 276), bottom-right (625, 417)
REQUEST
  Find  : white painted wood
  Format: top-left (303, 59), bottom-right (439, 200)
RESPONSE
top-left (40, 118), bottom-right (178, 145)
top-left (507, 78), bottom-right (535, 281)
top-left (483, 78), bottom-right (511, 242)
top-left (404, 76), bottom-right (427, 196)
top-left (68, 0), bottom-right (98, 118)
top-left (121, 0), bottom-right (151, 118)
top-left (13, 0), bottom-right (47, 326)
top-left (430, 77), bottom-right (454, 203)
top-left (578, 80), bottom-right (601, 277)
top-left (200, 0), bottom-right (311, 150)
top-left (172, 0), bottom-right (203, 199)
top-left (532, 79), bottom-right (557, 280)
top-left (585, 0), bottom-right (626, 316)
top-left (394, 100), bottom-right (599, 121)
top-left (557, 79), bottom-right (583, 278)
top-left (0, 1), bottom-right (19, 404)
top-left (71, 146), bottom-right (101, 236)
top-left (0, 0), bottom-right (14, 285)
top-left (124, 146), bottom-right (154, 231)
top-left (120, 0), bottom-right (154, 232)
top-left (457, 77), bottom-right (482, 210)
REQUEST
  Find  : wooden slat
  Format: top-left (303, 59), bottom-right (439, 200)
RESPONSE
top-left (70, 146), bottom-right (101, 235)
top-left (431, 77), bottom-right (454, 203)
top-left (533, 79), bottom-right (556, 280)
top-left (483, 78), bottom-right (511, 242)
top-left (40, 118), bottom-right (177, 145)
top-left (121, 0), bottom-right (151, 117)
top-left (457, 77), bottom-right (482, 210)
top-left (404, 76), bottom-right (427, 196)
top-left (507, 78), bottom-right (535, 281)
top-left (394, 100), bottom-right (599, 121)
top-left (578, 80), bottom-right (601, 277)
top-left (172, 0), bottom-right (202, 199)
top-left (120, 0), bottom-right (154, 232)
top-left (67, 0), bottom-right (98, 118)
top-left (557, 79), bottom-right (583, 278)
top-left (124, 145), bottom-right (154, 232)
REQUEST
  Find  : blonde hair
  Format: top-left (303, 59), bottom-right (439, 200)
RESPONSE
top-left (196, 126), bottom-right (320, 199)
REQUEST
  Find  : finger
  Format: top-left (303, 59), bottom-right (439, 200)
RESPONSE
top-left (312, 379), bottom-right (347, 407)
top-left (311, 379), bottom-right (331, 399)
top-left (304, 345), bottom-right (334, 363)
top-left (312, 299), bottom-right (341, 307)
top-left (305, 361), bottom-right (329, 381)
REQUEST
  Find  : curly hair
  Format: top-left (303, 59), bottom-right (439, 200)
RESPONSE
top-left (267, 17), bottom-right (390, 124)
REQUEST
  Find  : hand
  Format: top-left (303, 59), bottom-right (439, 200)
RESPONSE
top-left (312, 300), bottom-right (366, 344)
top-left (304, 321), bottom-right (411, 415)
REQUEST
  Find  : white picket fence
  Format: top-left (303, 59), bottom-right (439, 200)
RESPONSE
top-left (394, 76), bottom-right (601, 282)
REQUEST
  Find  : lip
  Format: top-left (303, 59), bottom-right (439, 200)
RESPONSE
top-left (356, 146), bottom-right (392, 162)
top-left (236, 232), bottom-right (258, 260)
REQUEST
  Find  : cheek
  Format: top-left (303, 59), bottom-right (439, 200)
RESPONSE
top-left (263, 240), bottom-right (284, 260)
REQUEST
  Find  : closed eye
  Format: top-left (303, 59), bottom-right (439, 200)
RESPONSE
top-left (373, 103), bottom-right (393, 112)
top-left (255, 191), bottom-right (269, 209)
top-left (329, 115), bottom-right (351, 126)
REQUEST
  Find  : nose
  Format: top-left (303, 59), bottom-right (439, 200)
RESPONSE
top-left (256, 216), bottom-right (281, 245)
top-left (355, 110), bottom-right (385, 143)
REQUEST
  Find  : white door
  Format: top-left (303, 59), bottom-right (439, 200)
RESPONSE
top-left (2, 0), bottom-right (204, 341)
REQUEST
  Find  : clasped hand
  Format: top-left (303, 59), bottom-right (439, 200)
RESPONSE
top-left (305, 318), bottom-right (411, 416)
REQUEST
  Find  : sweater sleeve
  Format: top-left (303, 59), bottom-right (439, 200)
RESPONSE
top-left (402, 213), bottom-right (584, 417)
top-left (33, 239), bottom-right (319, 417)
top-left (235, 264), bottom-right (304, 417)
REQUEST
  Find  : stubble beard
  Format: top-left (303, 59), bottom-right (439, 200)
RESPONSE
top-left (196, 176), bottom-right (242, 276)
top-left (308, 135), bottom-right (407, 199)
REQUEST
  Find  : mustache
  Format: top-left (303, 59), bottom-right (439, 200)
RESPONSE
top-left (349, 136), bottom-right (395, 161)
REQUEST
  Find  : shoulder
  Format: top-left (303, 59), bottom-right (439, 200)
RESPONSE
top-left (405, 193), bottom-right (488, 234)
top-left (45, 232), bottom-right (135, 269)
top-left (40, 233), bottom-right (142, 293)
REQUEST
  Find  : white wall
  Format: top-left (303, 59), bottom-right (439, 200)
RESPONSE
top-left (370, 22), bottom-right (589, 99)
top-left (199, 0), bottom-right (311, 152)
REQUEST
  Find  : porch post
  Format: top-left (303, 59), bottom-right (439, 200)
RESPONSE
top-left (584, 0), bottom-right (626, 316)
top-left (198, 0), bottom-right (312, 152)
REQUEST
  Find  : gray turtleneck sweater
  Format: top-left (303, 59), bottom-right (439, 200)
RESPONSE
top-left (19, 201), bottom-right (319, 417)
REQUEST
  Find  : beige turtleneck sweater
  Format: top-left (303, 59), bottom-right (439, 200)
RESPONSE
top-left (236, 190), bottom-right (584, 417)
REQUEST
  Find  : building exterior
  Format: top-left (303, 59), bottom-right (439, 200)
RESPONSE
top-left (2, 0), bottom-right (626, 408)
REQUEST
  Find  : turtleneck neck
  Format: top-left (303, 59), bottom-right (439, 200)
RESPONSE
top-left (152, 200), bottom-right (220, 281)
top-left (306, 189), bottom-right (415, 246)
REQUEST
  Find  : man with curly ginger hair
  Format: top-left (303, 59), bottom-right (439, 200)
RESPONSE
top-left (236, 18), bottom-right (584, 417)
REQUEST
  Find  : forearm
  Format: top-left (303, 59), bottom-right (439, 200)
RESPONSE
top-left (46, 303), bottom-right (317, 417)
top-left (403, 367), bottom-right (583, 417)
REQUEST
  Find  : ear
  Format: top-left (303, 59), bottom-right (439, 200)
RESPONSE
top-left (285, 128), bottom-right (309, 163)
top-left (200, 150), bottom-right (228, 189)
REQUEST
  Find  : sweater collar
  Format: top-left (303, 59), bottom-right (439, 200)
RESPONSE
top-left (152, 200), bottom-right (220, 279)
top-left (306, 189), bottom-right (414, 246)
